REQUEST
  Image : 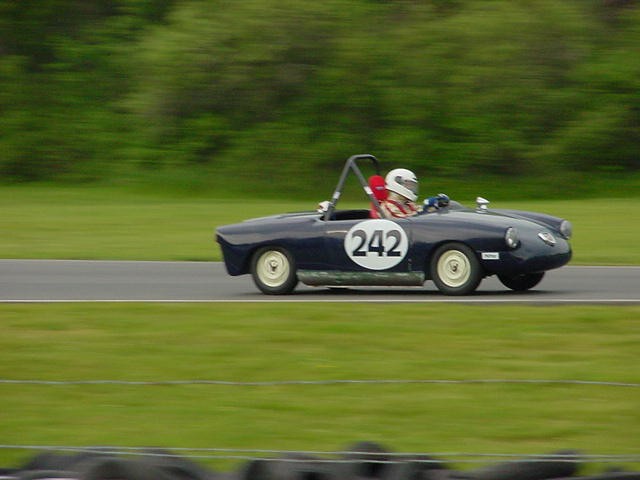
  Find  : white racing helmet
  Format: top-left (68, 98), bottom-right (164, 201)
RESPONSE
top-left (385, 168), bottom-right (418, 202)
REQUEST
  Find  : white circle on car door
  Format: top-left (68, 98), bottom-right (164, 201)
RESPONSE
top-left (344, 219), bottom-right (409, 270)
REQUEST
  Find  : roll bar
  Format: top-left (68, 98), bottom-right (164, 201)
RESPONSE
top-left (323, 154), bottom-right (383, 221)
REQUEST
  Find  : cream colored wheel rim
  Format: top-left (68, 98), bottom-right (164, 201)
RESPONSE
top-left (437, 249), bottom-right (471, 288)
top-left (256, 250), bottom-right (290, 288)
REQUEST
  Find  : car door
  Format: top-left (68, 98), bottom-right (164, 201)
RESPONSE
top-left (324, 216), bottom-right (414, 273)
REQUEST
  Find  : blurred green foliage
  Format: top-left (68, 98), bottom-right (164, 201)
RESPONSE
top-left (0, 0), bottom-right (638, 197)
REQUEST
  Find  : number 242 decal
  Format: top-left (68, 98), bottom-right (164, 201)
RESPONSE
top-left (350, 229), bottom-right (402, 257)
top-left (344, 219), bottom-right (409, 270)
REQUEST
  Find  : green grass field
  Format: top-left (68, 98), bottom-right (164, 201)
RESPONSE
top-left (2, 303), bottom-right (639, 469)
top-left (2, 186), bottom-right (639, 471)
top-left (1, 185), bottom-right (639, 264)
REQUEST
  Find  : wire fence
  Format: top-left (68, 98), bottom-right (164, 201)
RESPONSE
top-left (1, 378), bottom-right (639, 387)
top-left (1, 445), bottom-right (639, 464)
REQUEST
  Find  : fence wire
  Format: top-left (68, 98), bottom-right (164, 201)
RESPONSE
top-left (0, 378), bottom-right (638, 387)
top-left (0, 445), bottom-right (639, 464)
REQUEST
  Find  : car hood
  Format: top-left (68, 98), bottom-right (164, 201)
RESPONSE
top-left (407, 205), bottom-right (570, 241)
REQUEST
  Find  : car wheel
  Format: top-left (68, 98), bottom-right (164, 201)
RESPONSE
top-left (251, 247), bottom-right (298, 295)
top-left (430, 243), bottom-right (482, 295)
top-left (498, 272), bottom-right (545, 291)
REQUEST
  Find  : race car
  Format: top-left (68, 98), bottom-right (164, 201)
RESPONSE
top-left (215, 154), bottom-right (572, 295)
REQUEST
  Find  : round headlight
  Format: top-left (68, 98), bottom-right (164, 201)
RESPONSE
top-left (505, 227), bottom-right (519, 249)
top-left (560, 220), bottom-right (572, 239)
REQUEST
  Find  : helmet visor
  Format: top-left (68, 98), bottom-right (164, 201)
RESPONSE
top-left (402, 179), bottom-right (418, 195)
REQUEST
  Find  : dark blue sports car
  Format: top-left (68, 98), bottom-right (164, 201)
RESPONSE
top-left (216, 155), bottom-right (572, 295)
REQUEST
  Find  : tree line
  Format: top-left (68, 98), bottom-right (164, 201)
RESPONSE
top-left (1, 0), bottom-right (638, 197)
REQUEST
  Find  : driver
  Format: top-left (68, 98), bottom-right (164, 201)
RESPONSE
top-left (380, 168), bottom-right (449, 219)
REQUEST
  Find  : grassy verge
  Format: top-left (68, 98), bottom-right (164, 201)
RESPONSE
top-left (1, 303), bottom-right (639, 468)
top-left (1, 185), bottom-right (639, 264)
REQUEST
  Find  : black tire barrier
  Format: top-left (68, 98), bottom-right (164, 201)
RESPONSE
top-left (134, 448), bottom-right (215, 480)
top-left (213, 472), bottom-right (242, 480)
top-left (78, 457), bottom-right (178, 480)
top-left (395, 455), bottom-right (449, 472)
top-left (20, 451), bottom-right (111, 474)
top-left (382, 455), bottom-right (451, 480)
top-left (4, 445), bottom-right (639, 480)
top-left (340, 441), bottom-right (393, 479)
top-left (382, 461), bottom-right (451, 480)
top-left (554, 475), bottom-right (640, 480)
top-left (20, 452), bottom-right (78, 472)
top-left (19, 453), bottom-right (59, 471)
top-left (455, 450), bottom-right (582, 480)
top-left (17, 469), bottom-right (77, 480)
top-left (241, 454), bottom-right (339, 480)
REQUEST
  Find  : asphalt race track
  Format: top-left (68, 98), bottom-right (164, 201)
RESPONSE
top-left (1, 260), bottom-right (639, 303)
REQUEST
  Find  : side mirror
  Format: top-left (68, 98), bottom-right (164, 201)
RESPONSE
top-left (476, 197), bottom-right (490, 212)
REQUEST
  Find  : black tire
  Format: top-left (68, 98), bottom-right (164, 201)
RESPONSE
top-left (20, 451), bottom-right (104, 472)
top-left (250, 247), bottom-right (298, 295)
top-left (464, 450), bottom-right (581, 480)
top-left (79, 457), bottom-right (177, 480)
top-left (579, 474), bottom-right (640, 480)
top-left (242, 454), bottom-right (337, 480)
top-left (498, 272), bottom-right (545, 291)
top-left (341, 441), bottom-right (391, 479)
top-left (430, 242), bottom-right (483, 295)
top-left (138, 448), bottom-right (213, 480)
top-left (17, 470), bottom-right (77, 480)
